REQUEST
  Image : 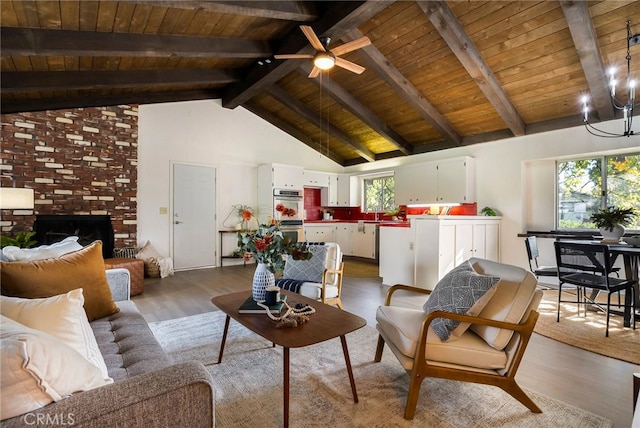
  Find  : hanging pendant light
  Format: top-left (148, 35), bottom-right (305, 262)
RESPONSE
top-left (582, 21), bottom-right (640, 137)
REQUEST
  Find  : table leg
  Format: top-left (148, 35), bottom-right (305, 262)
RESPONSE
top-left (340, 335), bottom-right (359, 403)
top-left (217, 315), bottom-right (231, 364)
top-left (622, 254), bottom-right (639, 328)
top-left (283, 347), bottom-right (290, 428)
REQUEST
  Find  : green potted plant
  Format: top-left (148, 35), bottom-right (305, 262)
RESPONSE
top-left (589, 206), bottom-right (637, 242)
top-left (0, 231), bottom-right (37, 249)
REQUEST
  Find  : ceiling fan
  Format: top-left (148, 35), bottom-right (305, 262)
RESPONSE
top-left (274, 25), bottom-right (371, 78)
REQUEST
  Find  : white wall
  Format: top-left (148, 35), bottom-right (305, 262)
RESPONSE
top-left (138, 98), bottom-right (638, 270)
top-left (137, 99), bottom-right (341, 258)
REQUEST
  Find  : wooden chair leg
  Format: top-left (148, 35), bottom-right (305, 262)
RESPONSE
top-left (501, 381), bottom-right (543, 413)
top-left (404, 370), bottom-right (425, 420)
top-left (374, 335), bottom-right (385, 362)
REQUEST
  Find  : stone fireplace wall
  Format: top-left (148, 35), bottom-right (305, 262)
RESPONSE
top-left (0, 106), bottom-right (138, 248)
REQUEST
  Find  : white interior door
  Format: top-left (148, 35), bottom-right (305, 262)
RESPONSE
top-left (173, 164), bottom-right (216, 270)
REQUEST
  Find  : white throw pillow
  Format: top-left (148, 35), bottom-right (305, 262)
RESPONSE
top-left (135, 240), bottom-right (162, 260)
top-left (0, 289), bottom-right (111, 381)
top-left (0, 316), bottom-right (112, 420)
top-left (2, 236), bottom-right (82, 262)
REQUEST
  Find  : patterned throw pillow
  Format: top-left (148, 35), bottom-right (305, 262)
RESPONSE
top-left (282, 244), bottom-right (327, 283)
top-left (112, 247), bottom-right (138, 258)
top-left (423, 261), bottom-right (500, 342)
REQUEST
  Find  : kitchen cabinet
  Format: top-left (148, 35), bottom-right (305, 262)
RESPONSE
top-left (352, 223), bottom-right (376, 259)
top-left (412, 216), bottom-right (501, 290)
top-left (436, 157), bottom-right (475, 203)
top-left (327, 174), bottom-right (357, 207)
top-left (259, 163), bottom-right (303, 190)
top-left (394, 157), bottom-right (475, 205)
top-left (303, 170), bottom-right (329, 187)
top-left (379, 226), bottom-right (414, 285)
top-left (335, 223), bottom-right (353, 256)
top-left (303, 224), bottom-right (336, 243)
top-left (394, 164), bottom-right (437, 205)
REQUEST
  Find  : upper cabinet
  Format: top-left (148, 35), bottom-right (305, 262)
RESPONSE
top-left (394, 157), bottom-right (475, 205)
top-left (260, 164), bottom-right (304, 190)
top-left (303, 170), bottom-right (330, 187)
top-left (436, 158), bottom-right (475, 203)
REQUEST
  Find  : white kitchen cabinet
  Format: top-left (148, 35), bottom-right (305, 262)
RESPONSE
top-left (412, 216), bottom-right (501, 290)
top-left (394, 157), bottom-right (474, 205)
top-left (303, 224), bottom-right (336, 243)
top-left (335, 223), bottom-right (352, 256)
top-left (303, 170), bottom-right (329, 187)
top-left (394, 164), bottom-right (437, 205)
top-left (259, 163), bottom-right (304, 190)
top-left (335, 174), bottom-right (356, 206)
top-left (436, 157), bottom-right (475, 203)
top-left (379, 226), bottom-right (414, 286)
top-left (352, 223), bottom-right (376, 259)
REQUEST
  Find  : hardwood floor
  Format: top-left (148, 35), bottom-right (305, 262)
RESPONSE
top-left (133, 263), bottom-right (636, 428)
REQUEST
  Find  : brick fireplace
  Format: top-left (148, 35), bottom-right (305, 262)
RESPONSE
top-left (0, 105), bottom-right (138, 250)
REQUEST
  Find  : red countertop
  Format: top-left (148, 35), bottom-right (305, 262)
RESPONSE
top-left (304, 220), bottom-right (411, 228)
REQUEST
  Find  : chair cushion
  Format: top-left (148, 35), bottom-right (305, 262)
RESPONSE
top-left (376, 306), bottom-right (507, 370)
top-left (0, 241), bottom-right (119, 321)
top-left (468, 258), bottom-right (538, 350)
top-left (282, 244), bottom-right (327, 283)
top-left (298, 283), bottom-right (339, 300)
top-left (423, 261), bottom-right (499, 341)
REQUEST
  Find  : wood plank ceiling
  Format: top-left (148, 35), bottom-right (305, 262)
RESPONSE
top-left (1, 1), bottom-right (639, 166)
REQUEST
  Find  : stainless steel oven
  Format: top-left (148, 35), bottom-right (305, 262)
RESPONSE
top-left (279, 222), bottom-right (304, 243)
top-left (273, 189), bottom-right (304, 222)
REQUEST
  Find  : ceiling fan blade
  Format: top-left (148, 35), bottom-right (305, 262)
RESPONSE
top-left (274, 54), bottom-right (314, 59)
top-left (300, 25), bottom-right (325, 52)
top-left (308, 66), bottom-right (321, 78)
top-left (335, 57), bottom-right (365, 74)
top-left (330, 36), bottom-right (371, 56)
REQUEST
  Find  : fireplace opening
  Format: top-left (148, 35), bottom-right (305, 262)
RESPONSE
top-left (34, 215), bottom-right (114, 259)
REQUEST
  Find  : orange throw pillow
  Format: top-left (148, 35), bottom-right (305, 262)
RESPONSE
top-left (0, 241), bottom-right (119, 321)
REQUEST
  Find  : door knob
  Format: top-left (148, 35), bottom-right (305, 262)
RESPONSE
top-left (175, 220), bottom-right (183, 224)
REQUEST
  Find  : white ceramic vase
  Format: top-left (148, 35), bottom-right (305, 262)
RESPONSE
top-left (252, 263), bottom-right (275, 301)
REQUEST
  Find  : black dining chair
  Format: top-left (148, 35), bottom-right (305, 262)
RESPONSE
top-left (525, 236), bottom-right (579, 278)
top-left (554, 241), bottom-right (636, 337)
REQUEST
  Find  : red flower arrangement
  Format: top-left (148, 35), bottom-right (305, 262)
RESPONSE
top-left (275, 203), bottom-right (297, 218)
top-left (237, 222), bottom-right (311, 273)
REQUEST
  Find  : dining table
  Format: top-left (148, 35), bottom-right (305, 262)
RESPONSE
top-left (561, 239), bottom-right (640, 327)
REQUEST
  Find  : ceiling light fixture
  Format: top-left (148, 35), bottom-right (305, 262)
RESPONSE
top-left (313, 51), bottom-right (335, 70)
top-left (582, 21), bottom-right (640, 138)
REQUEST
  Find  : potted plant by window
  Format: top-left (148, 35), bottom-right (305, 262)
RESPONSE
top-left (589, 206), bottom-right (637, 242)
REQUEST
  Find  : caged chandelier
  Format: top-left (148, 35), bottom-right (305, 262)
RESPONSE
top-left (581, 21), bottom-right (640, 138)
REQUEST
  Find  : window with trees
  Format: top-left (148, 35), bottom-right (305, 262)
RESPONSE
top-left (363, 175), bottom-right (395, 212)
top-left (557, 153), bottom-right (640, 230)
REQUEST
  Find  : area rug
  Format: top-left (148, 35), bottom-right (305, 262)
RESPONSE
top-left (149, 311), bottom-right (612, 428)
top-left (343, 259), bottom-right (379, 278)
top-left (534, 290), bottom-right (639, 365)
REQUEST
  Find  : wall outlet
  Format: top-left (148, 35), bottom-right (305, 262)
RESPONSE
top-left (409, 242), bottom-right (414, 250)
top-left (159, 207), bottom-right (168, 215)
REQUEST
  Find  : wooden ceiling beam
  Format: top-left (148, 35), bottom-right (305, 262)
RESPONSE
top-left (560, 0), bottom-right (614, 121)
top-left (243, 103), bottom-right (344, 165)
top-left (417, 0), bottom-right (526, 137)
top-left (120, 1), bottom-right (318, 22)
top-left (342, 28), bottom-right (462, 146)
top-left (1, 69), bottom-right (238, 93)
top-left (0, 27), bottom-right (271, 58)
top-left (222, 1), bottom-right (394, 109)
top-left (0, 89), bottom-right (220, 114)
top-left (298, 63), bottom-right (413, 155)
top-left (265, 84), bottom-right (376, 162)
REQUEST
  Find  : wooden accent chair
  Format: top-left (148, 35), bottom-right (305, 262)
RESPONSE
top-left (375, 258), bottom-right (543, 420)
top-left (276, 242), bottom-right (345, 308)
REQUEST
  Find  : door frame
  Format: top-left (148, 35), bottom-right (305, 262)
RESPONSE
top-left (169, 160), bottom-right (220, 269)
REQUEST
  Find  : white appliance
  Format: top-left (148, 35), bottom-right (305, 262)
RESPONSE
top-left (273, 189), bottom-right (304, 242)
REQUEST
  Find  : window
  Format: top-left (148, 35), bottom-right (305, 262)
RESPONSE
top-left (363, 175), bottom-right (395, 212)
top-left (557, 153), bottom-right (640, 230)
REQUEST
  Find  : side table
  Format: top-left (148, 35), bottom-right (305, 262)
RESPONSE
top-left (104, 257), bottom-right (145, 296)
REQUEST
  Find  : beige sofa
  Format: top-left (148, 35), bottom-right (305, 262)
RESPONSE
top-left (3, 269), bottom-right (215, 428)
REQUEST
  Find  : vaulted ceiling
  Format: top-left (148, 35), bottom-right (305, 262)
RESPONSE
top-left (2, 1), bottom-right (639, 165)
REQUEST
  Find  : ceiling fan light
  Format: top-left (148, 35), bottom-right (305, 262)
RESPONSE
top-left (314, 52), bottom-right (335, 70)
